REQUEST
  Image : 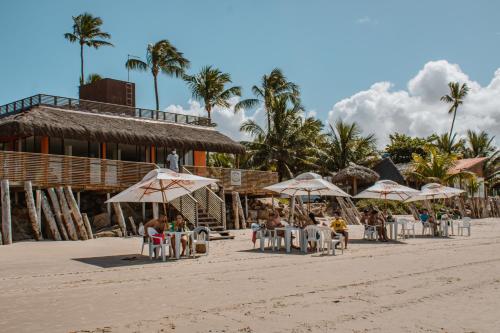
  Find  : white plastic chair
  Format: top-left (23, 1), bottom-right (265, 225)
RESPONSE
top-left (399, 218), bottom-right (416, 239)
top-left (304, 225), bottom-right (323, 253)
top-left (363, 225), bottom-right (378, 240)
top-left (257, 229), bottom-right (275, 251)
top-left (191, 226), bottom-right (210, 256)
top-left (457, 217), bottom-right (471, 236)
top-left (318, 227), bottom-right (343, 255)
top-left (421, 220), bottom-right (434, 236)
top-left (147, 227), bottom-right (168, 261)
top-left (138, 223), bottom-right (146, 255)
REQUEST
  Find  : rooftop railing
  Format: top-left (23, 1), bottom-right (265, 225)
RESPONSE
top-left (0, 94), bottom-right (213, 127)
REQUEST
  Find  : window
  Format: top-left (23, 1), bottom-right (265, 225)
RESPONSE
top-left (184, 150), bottom-right (193, 166)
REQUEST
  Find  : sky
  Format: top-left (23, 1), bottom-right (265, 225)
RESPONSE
top-left (1, 0), bottom-right (499, 146)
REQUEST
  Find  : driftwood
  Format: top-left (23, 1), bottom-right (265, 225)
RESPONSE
top-left (82, 213), bottom-right (94, 239)
top-left (1, 180), bottom-right (12, 245)
top-left (64, 187), bottom-right (88, 240)
top-left (128, 216), bottom-right (138, 235)
top-left (24, 181), bottom-right (42, 241)
top-left (46, 188), bottom-right (69, 240)
top-left (235, 192), bottom-right (246, 228)
top-left (55, 187), bottom-right (78, 241)
top-left (40, 192), bottom-right (62, 240)
top-left (232, 192), bottom-right (240, 230)
top-left (36, 190), bottom-right (42, 233)
top-left (112, 202), bottom-right (127, 236)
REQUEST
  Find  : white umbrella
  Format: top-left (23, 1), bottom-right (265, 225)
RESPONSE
top-left (354, 180), bottom-right (419, 202)
top-left (106, 168), bottom-right (218, 213)
top-left (405, 183), bottom-right (464, 202)
top-left (264, 172), bottom-right (350, 213)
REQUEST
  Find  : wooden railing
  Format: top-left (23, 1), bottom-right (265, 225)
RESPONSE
top-left (0, 150), bottom-right (156, 191)
top-left (170, 194), bottom-right (198, 226)
top-left (183, 166), bottom-right (279, 195)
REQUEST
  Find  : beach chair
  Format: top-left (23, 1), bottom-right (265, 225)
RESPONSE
top-left (363, 225), bottom-right (378, 241)
top-left (138, 223), bottom-right (146, 255)
top-left (457, 217), bottom-right (471, 236)
top-left (398, 218), bottom-right (416, 239)
top-left (256, 229), bottom-right (275, 251)
top-left (421, 220), bottom-right (434, 236)
top-left (318, 227), bottom-right (343, 255)
top-left (190, 226), bottom-right (210, 256)
top-left (147, 227), bottom-right (168, 261)
top-left (304, 225), bottom-right (323, 253)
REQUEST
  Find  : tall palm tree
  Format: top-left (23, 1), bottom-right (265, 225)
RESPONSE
top-left (184, 66), bottom-right (241, 120)
top-left (235, 68), bottom-right (300, 131)
top-left (433, 133), bottom-right (465, 155)
top-left (319, 119), bottom-right (377, 171)
top-left (465, 130), bottom-right (496, 157)
top-left (125, 40), bottom-right (189, 110)
top-left (440, 82), bottom-right (469, 138)
top-left (64, 13), bottom-right (113, 86)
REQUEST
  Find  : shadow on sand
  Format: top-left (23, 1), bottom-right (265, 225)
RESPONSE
top-left (72, 254), bottom-right (172, 268)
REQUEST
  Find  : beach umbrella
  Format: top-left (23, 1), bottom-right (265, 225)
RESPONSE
top-left (264, 172), bottom-right (350, 213)
top-left (106, 168), bottom-right (218, 214)
top-left (354, 179), bottom-right (419, 202)
top-left (404, 183), bottom-right (465, 202)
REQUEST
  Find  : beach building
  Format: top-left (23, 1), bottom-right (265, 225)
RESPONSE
top-left (0, 79), bottom-right (278, 236)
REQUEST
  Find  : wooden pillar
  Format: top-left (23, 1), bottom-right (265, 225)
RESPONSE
top-left (1, 180), bottom-right (12, 245)
top-left (64, 187), bottom-right (88, 240)
top-left (244, 195), bottom-right (248, 220)
top-left (77, 192), bottom-right (81, 209)
top-left (236, 193), bottom-right (246, 229)
top-left (46, 188), bottom-right (68, 240)
top-left (106, 193), bottom-right (111, 216)
top-left (112, 202), bottom-right (127, 236)
top-left (55, 187), bottom-right (78, 240)
top-left (290, 195), bottom-right (295, 224)
top-left (142, 202), bottom-right (146, 222)
top-left (232, 191), bottom-right (240, 230)
top-left (128, 216), bottom-right (138, 235)
top-left (101, 143), bottom-right (107, 159)
top-left (24, 182), bottom-right (42, 240)
top-left (35, 190), bottom-right (42, 234)
top-left (152, 203), bottom-right (159, 219)
top-left (40, 136), bottom-right (49, 154)
top-left (40, 192), bottom-right (62, 240)
top-left (352, 177), bottom-right (358, 195)
top-left (82, 213), bottom-right (94, 239)
top-left (150, 146), bottom-right (156, 164)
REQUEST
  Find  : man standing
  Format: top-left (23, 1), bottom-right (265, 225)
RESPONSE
top-left (167, 149), bottom-right (179, 172)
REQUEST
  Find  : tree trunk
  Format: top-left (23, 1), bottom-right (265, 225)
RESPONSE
top-left (449, 107), bottom-right (457, 138)
top-left (46, 188), bottom-right (69, 240)
top-left (40, 192), bottom-right (62, 241)
top-left (24, 181), bottom-right (42, 240)
top-left (1, 180), bottom-right (12, 245)
top-left (64, 187), bottom-right (88, 240)
top-left (56, 187), bottom-right (78, 241)
top-left (112, 203), bottom-right (127, 236)
top-left (80, 43), bottom-right (84, 86)
top-left (154, 74), bottom-right (159, 110)
top-left (82, 213), bottom-right (94, 239)
top-left (206, 104), bottom-right (212, 121)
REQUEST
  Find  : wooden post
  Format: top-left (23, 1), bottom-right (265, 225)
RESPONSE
top-left (152, 203), bottom-right (159, 219)
top-left (64, 187), bottom-right (88, 240)
top-left (106, 193), bottom-right (111, 216)
top-left (244, 195), bottom-right (248, 220)
top-left (77, 192), bottom-right (81, 209)
top-left (82, 213), bottom-right (94, 239)
top-left (352, 177), bottom-right (358, 195)
top-left (1, 180), bottom-right (12, 245)
top-left (232, 191), bottom-right (240, 230)
top-left (142, 202), bottom-right (146, 222)
top-left (128, 216), bottom-right (138, 235)
top-left (24, 181), bottom-right (42, 240)
top-left (290, 195), bottom-right (295, 224)
top-left (55, 187), bottom-right (78, 241)
top-left (35, 189), bottom-right (42, 234)
top-left (112, 202), bottom-right (127, 236)
top-left (236, 192), bottom-right (246, 228)
top-left (46, 188), bottom-right (69, 240)
top-left (40, 192), bottom-right (62, 240)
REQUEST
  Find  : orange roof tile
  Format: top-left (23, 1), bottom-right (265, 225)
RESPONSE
top-left (448, 157), bottom-right (487, 174)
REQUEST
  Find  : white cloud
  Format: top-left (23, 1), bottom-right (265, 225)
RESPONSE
top-left (356, 16), bottom-right (378, 25)
top-left (328, 60), bottom-right (500, 147)
top-left (164, 97), bottom-right (265, 142)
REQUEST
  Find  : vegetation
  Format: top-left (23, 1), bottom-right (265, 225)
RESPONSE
top-left (433, 133), bottom-right (465, 155)
top-left (64, 13), bottom-right (113, 86)
top-left (125, 40), bottom-right (189, 110)
top-left (85, 73), bottom-right (102, 84)
top-left (384, 133), bottom-right (434, 164)
top-left (440, 82), bottom-right (469, 138)
top-left (464, 130), bottom-right (496, 157)
top-left (184, 66), bottom-right (241, 120)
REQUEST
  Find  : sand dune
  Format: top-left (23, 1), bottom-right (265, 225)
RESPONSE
top-left (1, 218), bottom-right (499, 332)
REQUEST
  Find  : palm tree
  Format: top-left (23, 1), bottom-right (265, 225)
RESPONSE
top-left (411, 145), bottom-right (474, 184)
top-left (241, 96), bottom-right (323, 180)
top-left (440, 82), bottom-right (469, 138)
top-left (184, 66), bottom-right (241, 120)
top-left (319, 119), bottom-right (377, 171)
top-left (465, 130), bottom-right (496, 157)
top-left (64, 13), bottom-right (113, 86)
top-left (125, 40), bottom-right (189, 110)
top-left (235, 68), bottom-right (300, 132)
top-left (433, 133), bottom-right (465, 155)
top-left (85, 73), bottom-right (102, 84)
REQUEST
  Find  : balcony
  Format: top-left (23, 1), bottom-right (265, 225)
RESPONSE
top-left (0, 94), bottom-right (212, 127)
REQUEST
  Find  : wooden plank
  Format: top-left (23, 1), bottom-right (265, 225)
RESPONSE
top-left (64, 186), bottom-right (88, 240)
top-left (36, 190), bottom-right (42, 233)
top-left (112, 202), bottom-right (127, 236)
top-left (1, 180), bottom-right (12, 245)
top-left (55, 187), bottom-right (78, 240)
top-left (128, 216), bottom-right (138, 235)
top-left (232, 191), bottom-right (240, 230)
top-left (236, 192), bottom-right (246, 228)
top-left (82, 213), bottom-right (94, 239)
top-left (24, 181), bottom-right (42, 240)
top-left (46, 188), bottom-right (69, 240)
top-left (40, 192), bottom-right (62, 240)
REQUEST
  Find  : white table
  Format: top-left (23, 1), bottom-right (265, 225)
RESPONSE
top-left (385, 221), bottom-right (399, 241)
top-left (275, 227), bottom-right (307, 253)
top-left (166, 231), bottom-right (192, 259)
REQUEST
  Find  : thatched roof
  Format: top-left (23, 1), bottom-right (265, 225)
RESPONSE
top-left (0, 106), bottom-right (245, 154)
top-left (331, 164), bottom-right (380, 184)
top-left (372, 157), bottom-right (406, 184)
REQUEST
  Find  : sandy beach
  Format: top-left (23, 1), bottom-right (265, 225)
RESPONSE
top-left (1, 218), bottom-right (499, 333)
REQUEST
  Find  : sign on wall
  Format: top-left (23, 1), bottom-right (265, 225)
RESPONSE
top-left (230, 170), bottom-right (242, 186)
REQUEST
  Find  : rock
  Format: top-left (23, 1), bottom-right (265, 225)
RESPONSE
top-left (93, 213), bottom-right (111, 230)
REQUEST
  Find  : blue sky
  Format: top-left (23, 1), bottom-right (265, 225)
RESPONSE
top-left (1, 0), bottom-right (499, 141)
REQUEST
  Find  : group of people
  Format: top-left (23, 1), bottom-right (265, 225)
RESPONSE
top-left (359, 209), bottom-right (390, 242)
top-left (143, 214), bottom-right (190, 257)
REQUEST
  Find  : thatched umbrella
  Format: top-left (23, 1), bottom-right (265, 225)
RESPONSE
top-left (331, 163), bottom-right (380, 195)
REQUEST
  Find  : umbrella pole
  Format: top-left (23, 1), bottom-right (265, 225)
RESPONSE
top-left (308, 191), bottom-right (311, 213)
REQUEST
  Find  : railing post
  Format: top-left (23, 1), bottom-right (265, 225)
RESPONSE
top-left (21, 99), bottom-right (24, 110)
top-left (54, 96), bottom-right (57, 106)
top-left (175, 114), bottom-right (178, 123)
top-left (195, 202), bottom-right (198, 227)
top-left (29, 96), bottom-right (32, 107)
top-left (38, 94), bottom-right (42, 105)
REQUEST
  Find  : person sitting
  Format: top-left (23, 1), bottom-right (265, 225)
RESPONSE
top-left (360, 209), bottom-right (371, 228)
top-left (420, 209), bottom-right (438, 235)
top-left (143, 215), bottom-right (168, 257)
top-left (170, 215), bottom-right (190, 257)
top-left (330, 211), bottom-right (349, 249)
top-left (370, 210), bottom-right (389, 242)
top-left (266, 212), bottom-right (285, 237)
